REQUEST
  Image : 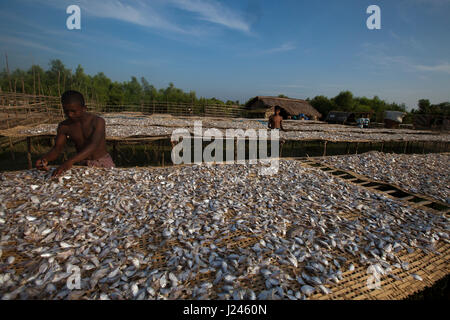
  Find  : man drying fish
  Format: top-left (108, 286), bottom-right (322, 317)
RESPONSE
top-left (36, 90), bottom-right (115, 177)
top-left (268, 105), bottom-right (285, 131)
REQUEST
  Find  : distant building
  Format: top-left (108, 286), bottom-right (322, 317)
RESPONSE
top-left (413, 114), bottom-right (450, 131)
top-left (245, 96), bottom-right (322, 120)
top-left (326, 111), bottom-right (373, 125)
top-left (384, 111), bottom-right (406, 129)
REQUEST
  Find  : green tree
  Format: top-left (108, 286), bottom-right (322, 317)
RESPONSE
top-left (310, 95), bottom-right (336, 118)
top-left (333, 91), bottom-right (354, 110)
top-left (418, 99), bottom-right (431, 113)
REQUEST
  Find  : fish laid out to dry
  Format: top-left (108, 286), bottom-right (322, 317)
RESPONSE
top-left (321, 151), bottom-right (450, 204)
top-left (0, 160), bottom-right (448, 300)
top-left (10, 115), bottom-right (450, 142)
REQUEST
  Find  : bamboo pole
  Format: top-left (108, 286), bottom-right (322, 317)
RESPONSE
top-left (6, 112), bottom-right (15, 161)
top-left (27, 137), bottom-right (32, 169)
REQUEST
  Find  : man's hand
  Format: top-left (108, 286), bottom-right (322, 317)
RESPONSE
top-left (36, 158), bottom-right (49, 171)
top-left (52, 161), bottom-right (73, 177)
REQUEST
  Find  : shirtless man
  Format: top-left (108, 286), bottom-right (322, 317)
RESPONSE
top-left (36, 90), bottom-right (115, 177)
top-left (268, 105), bottom-right (285, 131)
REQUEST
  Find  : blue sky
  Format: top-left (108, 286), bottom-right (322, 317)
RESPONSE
top-left (1, 0), bottom-right (449, 109)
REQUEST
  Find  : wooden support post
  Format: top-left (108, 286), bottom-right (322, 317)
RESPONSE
top-left (112, 141), bottom-right (118, 163)
top-left (8, 137), bottom-right (15, 161)
top-left (27, 137), bottom-right (32, 169)
top-left (422, 141), bottom-right (425, 154)
top-left (403, 141), bottom-right (408, 154)
top-left (5, 113), bottom-right (15, 161)
top-left (162, 150), bottom-right (165, 167)
top-left (346, 142), bottom-right (350, 154)
top-left (381, 142), bottom-right (384, 153)
top-left (323, 141), bottom-right (327, 157)
top-left (355, 142), bottom-right (359, 154)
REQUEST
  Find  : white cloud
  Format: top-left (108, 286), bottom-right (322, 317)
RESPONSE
top-left (77, 0), bottom-right (189, 34)
top-left (166, 0), bottom-right (250, 33)
top-left (237, 42), bottom-right (296, 57)
top-left (32, 0), bottom-right (251, 36)
top-left (415, 62), bottom-right (450, 73)
top-left (262, 42), bottom-right (296, 54)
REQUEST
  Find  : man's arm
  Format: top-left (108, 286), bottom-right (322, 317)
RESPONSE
top-left (36, 124), bottom-right (67, 170)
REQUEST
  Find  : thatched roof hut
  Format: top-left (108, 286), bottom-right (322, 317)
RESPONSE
top-left (245, 96), bottom-right (322, 120)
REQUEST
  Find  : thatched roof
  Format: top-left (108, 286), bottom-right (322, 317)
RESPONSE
top-left (245, 96), bottom-right (322, 118)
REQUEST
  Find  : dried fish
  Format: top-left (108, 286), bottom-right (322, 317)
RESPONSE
top-left (0, 159), bottom-right (448, 300)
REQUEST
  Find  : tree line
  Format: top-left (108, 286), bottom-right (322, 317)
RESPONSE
top-left (1, 59), bottom-right (448, 120)
top-left (0, 59), bottom-right (239, 106)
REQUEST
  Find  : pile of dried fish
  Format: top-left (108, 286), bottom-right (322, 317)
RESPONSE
top-left (321, 151), bottom-right (450, 204)
top-left (0, 160), bottom-right (448, 300)
top-left (8, 115), bottom-right (450, 142)
top-left (103, 114), bottom-right (269, 131)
